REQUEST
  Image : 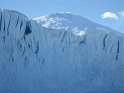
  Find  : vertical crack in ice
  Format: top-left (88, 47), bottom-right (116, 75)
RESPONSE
top-left (3, 17), bottom-right (5, 31)
top-left (20, 20), bottom-right (23, 29)
top-left (24, 57), bottom-right (28, 68)
top-left (0, 13), bottom-right (2, 32)
top-left (39, 58), bottom-right (45, 72)
top-left (24, 22), bottom-right (32, 35)
top-left (10, 49), bottom-right (13, 58)
top-left (28, 43), bottom-right (30, 48)
top-left (9, 49), bottom-right (14, 62)
top-left (116, 40), bottom-right (120, 60)
top-left (60, 31), bottom-right (66, 54)
top-left (3, 36), bottom-right (5, 42)
top-left (22, 47), bottom-right (25, 56)
top-left (103, 34), bottom-right (108, 49)
top-left (15, 16), bottom-right (19, 27)
top-left (42, 58), bottom-right (45, 65)
top-left (7, 13), bottom-right (11, 36)
top-left (35, 42), bottom-right (39, 54)
top-left (79, 36), bottom-right (86, 45)
top-left (110, 45), bottom-right (114, 53)
top-left (61, 31), bottom-right (66, 43)
top-left (11, 57), bottom-right (14, 62)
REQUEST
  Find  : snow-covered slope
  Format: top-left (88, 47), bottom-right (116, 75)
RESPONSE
top-left (0, 9), bottom-right (124, 93)
top-left (33, 12), bottom-right (117, 35)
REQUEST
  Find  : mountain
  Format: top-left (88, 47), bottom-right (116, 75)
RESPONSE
top-left (33, 12), bottom-right (117, 35)
top-left (0, 9), bottom-right (124, 93)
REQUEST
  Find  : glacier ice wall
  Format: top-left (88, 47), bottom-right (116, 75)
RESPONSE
top-left (0, 9), bottom-right (124, 92)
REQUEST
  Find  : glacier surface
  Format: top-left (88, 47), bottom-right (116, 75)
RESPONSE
top-left (0, 9), bottom-right (124, 93)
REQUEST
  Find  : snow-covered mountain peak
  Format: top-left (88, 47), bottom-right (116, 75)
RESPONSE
top-left (33, 12), bottom-right (107, 30)
top-left (33, 12), bottom-right (116, 36)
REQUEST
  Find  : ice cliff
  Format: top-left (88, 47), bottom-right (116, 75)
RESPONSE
top-left (0, 9), bottom-right (124, 93)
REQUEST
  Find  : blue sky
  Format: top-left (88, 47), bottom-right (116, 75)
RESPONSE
top-left (0, 0), bottom-right (124, 32)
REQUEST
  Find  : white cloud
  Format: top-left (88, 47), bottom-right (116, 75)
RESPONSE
top-left (101, 12), bottom-right (118, 20)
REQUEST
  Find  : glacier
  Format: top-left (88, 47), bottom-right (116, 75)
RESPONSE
top-left (0, 9), bottom-right (124, 93)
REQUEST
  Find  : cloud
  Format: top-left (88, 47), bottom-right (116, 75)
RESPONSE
top-left (101, 12), bottom-right (119, 20)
